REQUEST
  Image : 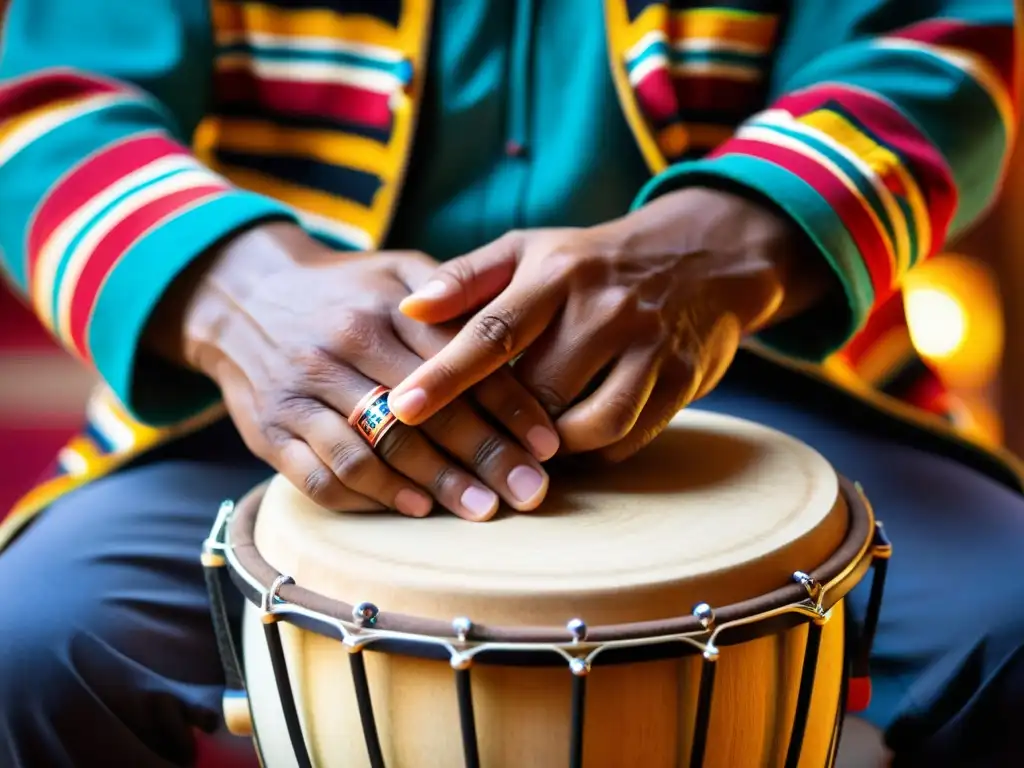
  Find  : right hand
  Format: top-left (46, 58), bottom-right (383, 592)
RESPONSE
top-left (171, 223), bottom-right (559, 521)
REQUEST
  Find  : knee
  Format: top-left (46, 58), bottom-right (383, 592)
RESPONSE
top-left (0, 608), bottom-right (109, 722)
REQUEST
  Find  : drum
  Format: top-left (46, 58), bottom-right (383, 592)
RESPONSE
top-left (203, 409), bottom-right (890, 768)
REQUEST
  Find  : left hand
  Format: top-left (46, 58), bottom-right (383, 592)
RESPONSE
top-left (388, 187), bottom-right (830, 461)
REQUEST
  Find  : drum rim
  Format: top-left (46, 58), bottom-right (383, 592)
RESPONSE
top-left (215, 476), bottom-right (878, 654)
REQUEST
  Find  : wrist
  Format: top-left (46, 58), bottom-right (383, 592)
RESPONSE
top-left (144, 222), bottom-right (324, 376)
top-left (614, 186), bottom-right (833, 333)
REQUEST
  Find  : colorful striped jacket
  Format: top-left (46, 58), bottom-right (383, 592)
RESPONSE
top-left (0, 0), bottom-right (1021, 546)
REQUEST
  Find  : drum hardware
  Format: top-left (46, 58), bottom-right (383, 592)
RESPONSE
top-left (203, 412), bottom-right (893, 768)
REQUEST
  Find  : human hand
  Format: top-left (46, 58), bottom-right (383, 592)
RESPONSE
top-left (388, 188), bottom-right (830, 461)
top-left (173, 223), bottom-right (559, 520)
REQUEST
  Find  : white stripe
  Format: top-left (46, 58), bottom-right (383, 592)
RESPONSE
top-left (628, 54), bottom-right (670, 87)
top-left (217, 30), bottom-right (404, 63)
top-left (54, 168), bottom-right (225, 337)
top-left (56, 446), bottom-right (90, 477)
top-left (0, 93), bottom-right (129, 166)
top-left (297, 209), bottom-right (374, 251)
top-left (735, 122), bottom-right (897, 266)
top-left (674, 37), bottom-right (767, 56)
top-left (753, 108), bottom-right (912, 267)
top-left (217, 54), bottom-right (400, 93)
top-left (625, 30), bottom-right (667, 66)
top-left (86, 393), bottom-right (137, 452)
top-left (873, 38), bottom-right (977, 73)
top-left (32, 154), bottom-right (204, 327)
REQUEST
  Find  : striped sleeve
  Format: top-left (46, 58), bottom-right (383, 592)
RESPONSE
top-left (0, 0), bottom-right (297, 425)
top-left (634, 0), bottom-right (1018, 361)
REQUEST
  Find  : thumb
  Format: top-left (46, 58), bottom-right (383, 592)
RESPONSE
top-left (399, 233), bottom-right (521, 323)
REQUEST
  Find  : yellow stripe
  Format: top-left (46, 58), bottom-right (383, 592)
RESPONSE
top-left (211, 1), bottom-right (401, 49)
top-left (674, 9), bottom-right (779, 51)
top-left (798, 109), bottom-right (916, 277)
top-left (844, 327), bottom-right (914, 385)
top-left (65, 434), bottom-right (106, 464)
top-left (0, 95), bottom-right (92, 146)
top-left (656, 122), bottom-right (735, 156)
top-left (608, 3), bottom-right (671, 172)
top-left (742, 122), bottom-right (898, 281)
top-left (212, 118), bottom-right (393, 181)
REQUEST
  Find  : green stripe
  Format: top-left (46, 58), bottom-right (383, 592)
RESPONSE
top-left (777, 40), bottom-right (1008, 239)
top-left (752, 119), bottom-right (899, 253)
top-left (634, 152), bottom-right (875, 360)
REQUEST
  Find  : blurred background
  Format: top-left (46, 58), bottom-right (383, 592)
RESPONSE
top-left (1, 3), bottom-right (1023, 511)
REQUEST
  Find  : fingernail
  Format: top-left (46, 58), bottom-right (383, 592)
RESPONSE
top-left (507, 465), bottom-right (547, 505)
top-left (525, 426), bottom-right (560, 460)
top-left (395, 488), bottom-right (432, 518)
top-left (410, 280), bottom-right (450, 301)
top-left (461, 485), bottom-right (499, 519)
top-left (388, 387), bottom-right (427, 421)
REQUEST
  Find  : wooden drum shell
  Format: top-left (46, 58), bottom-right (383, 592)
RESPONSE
top-left (242, 601), bottom-right (847, 768)
top-left (216, 410), bottom-right (882, 768)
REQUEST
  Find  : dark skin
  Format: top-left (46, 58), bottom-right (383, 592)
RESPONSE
top-left (391, 186), bottom-right (833, 461)
top-left (146, 186), bottom-right (833, 515)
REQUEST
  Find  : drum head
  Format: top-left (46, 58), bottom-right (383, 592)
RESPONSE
top-left (254, 409), bottom-right (847, 627)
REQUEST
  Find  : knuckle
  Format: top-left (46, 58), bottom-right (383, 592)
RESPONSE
top-left (471, 432), bottom-right (508, 472)
top-left (302, 466), bottom-right (336, 504)
top-left (598, 394), bottom-right (644, 442)
top-left (472, 309), bottom-right (518, 355)
top-left (329, 440), bottom-right (376, 484)
top-left (333, 308), bottom-right (385, 360)
top-left (529, 382), bottom-right (572, 414)
top-left (431, 464), bottom-right (461, 496)
top-left (375, 424), bottom-right (416, 463)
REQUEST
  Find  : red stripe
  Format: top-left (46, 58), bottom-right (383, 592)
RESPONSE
top-left (634, 69), bottom-right (678, 123)
top-left (28, 135), bottom-right (191, 281)
top-left (634, 68), bottom-right (762, 123)
top-left (214, 70), bottom-right (392, 130)
top-left (67, 185), bottom-right (227, 357)
top-left (674, 75), bottom-right (761, 113)
top-left (775, 85), bottom-right (958, 258)
top-left (714, 137), bottom-right (894, 300)
top-left (839, 291), bottom-right (907, 366)
top-left (889, 20), bottom-right (1017, 102)
top-left (0, 70), bottom-right (121, 121)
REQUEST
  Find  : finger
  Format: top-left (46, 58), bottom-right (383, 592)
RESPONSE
top-left (397, 233), bottom-right (522, 323)
top-left (301, 364), bottom-right (502, 521)
top-left (597, 356), bottom-right (702, 463)
top-left (393, 311), bottom-right (560, 461)
top-left (374, 424), bottom-right (502, 521)
top-left (276, 438), bottom-right (385, 513)
top-left (555, 345), bottom-right (667, 454)
top-left (295, 404), bottom-right (434, 518)
top-left (389, 285), bottom-right (563, 425)
top-left (419, 398), bottom-right (550, 511)
top-left (513, 311), bottom-right (628, 416)
top-left (471, 369), bottom-right (561, 460)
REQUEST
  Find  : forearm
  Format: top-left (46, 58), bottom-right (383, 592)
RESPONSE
top-left (632, 1), bottom-right (1017, 361)
top-left (614, 186), bottom-right (837, 334)
top-left (143, 222), bottom-right (324, 373)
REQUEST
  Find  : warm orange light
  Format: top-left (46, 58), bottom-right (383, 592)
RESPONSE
top-left (904, 254), bottom-right (1003, 390)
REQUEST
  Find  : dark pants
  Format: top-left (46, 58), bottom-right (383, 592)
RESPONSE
top-left (2, 355), bottom-right (1024, 767)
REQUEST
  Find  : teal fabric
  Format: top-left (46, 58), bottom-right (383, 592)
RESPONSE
top-left (387, 0), bottom-right (651, 260)
top-left (0, 0), bottom-right (297, 425)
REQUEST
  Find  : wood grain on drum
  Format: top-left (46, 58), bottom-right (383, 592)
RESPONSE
top-left (239, 409), bottom-right (862, 767)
